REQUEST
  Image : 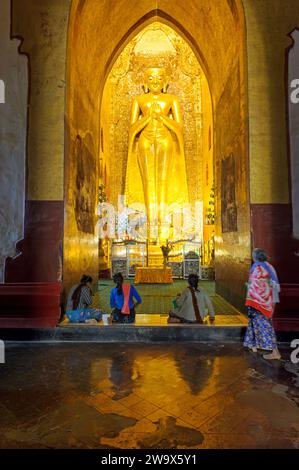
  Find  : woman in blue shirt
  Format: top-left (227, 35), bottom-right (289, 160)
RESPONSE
top-left (110, 273), bottom-right (142, 323)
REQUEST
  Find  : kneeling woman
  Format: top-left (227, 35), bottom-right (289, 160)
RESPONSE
top-left (168, 274), bottom-right (215, 324)
top-left (110, 273), bottom-right (142, 323)
top-left (66, 275), bottom-right (102, 323)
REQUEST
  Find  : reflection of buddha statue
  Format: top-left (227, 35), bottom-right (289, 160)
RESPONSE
top-left (125, 68), bottom-right (189, 240)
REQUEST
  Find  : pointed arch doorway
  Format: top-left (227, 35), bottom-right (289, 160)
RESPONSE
top-left (65, 0), bottom-right (250, 313)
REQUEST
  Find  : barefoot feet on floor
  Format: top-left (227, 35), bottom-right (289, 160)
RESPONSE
top-left (263, 349), bottom-right (281, 360)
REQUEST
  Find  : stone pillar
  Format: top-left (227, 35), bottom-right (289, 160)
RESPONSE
top-left (288, 29), bottom-right (299, 240)
top-left (4, 0), bottom-right (70, 284)
top-left (0, 0), bottom-right (27, 281)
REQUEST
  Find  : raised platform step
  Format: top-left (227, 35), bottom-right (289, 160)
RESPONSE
top-left (0, 325), bottom-right (245, 342)
top-left (1, 325), bottom-right (297, 343)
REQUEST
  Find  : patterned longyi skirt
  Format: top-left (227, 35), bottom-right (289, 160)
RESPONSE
top-left (243, 307), bottom-right (277, 351)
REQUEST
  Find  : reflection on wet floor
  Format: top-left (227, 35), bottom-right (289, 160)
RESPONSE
top-left (0, 343), bottom-right (298, 449)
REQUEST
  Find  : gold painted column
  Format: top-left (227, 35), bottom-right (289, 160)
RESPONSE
top-left (6, 0), bottom-right (71, 282)
top-left (243, 0), bottom-right (299, 287)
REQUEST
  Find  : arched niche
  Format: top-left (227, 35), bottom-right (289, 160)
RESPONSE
top-left (65, 0), bottom-right (249, 309)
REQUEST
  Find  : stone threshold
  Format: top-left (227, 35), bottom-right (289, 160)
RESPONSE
top-left (0, 325), bottom-right (296, 342)
top-left (0, 325), bottom-right (246, 342)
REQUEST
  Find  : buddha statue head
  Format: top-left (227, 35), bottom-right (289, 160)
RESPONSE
top-left (144, 67), bottom-right (168, 94)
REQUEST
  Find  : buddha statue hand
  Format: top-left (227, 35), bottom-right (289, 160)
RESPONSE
top-left (150, 102), bottom-right (162, 120)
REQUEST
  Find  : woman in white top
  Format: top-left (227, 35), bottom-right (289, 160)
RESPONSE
top-left (168, 274), bottom-right (215, 324)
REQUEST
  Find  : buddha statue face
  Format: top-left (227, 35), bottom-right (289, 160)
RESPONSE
top-left (145, 68), bottom-right (167, 94)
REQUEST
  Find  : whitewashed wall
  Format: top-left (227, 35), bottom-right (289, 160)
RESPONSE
top-left (0, 0), bottom-right (28, 281)
top-left (289, 29), bottom-right (299, 240)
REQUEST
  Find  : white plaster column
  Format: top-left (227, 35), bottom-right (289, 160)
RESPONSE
top-left (288, 29), bottom-right (299, 240)
top-left (0, 0), bottom-right (28, 281)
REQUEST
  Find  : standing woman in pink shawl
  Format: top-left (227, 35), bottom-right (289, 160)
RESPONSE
top-left (244, 248), bottom-right (281, 360)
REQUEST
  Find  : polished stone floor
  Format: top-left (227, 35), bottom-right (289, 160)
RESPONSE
top-left (0, 343), bottom-right (299, 449)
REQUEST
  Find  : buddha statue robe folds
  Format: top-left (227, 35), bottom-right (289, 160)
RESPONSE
top-left (125, 68), bottom-right (189, 240)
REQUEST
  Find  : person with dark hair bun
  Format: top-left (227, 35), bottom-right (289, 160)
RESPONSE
top-left (110, 272), bottom-right (142, 323)
top-left (168, 273), bottom-right (215, 324)
top-left (65, 274), bottom-right (102, 323)
top-left (244, 248), bottom-right (281, 360)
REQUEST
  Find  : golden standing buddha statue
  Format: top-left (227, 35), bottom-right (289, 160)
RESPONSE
top-left (125, 68), bottom-right (189, 240)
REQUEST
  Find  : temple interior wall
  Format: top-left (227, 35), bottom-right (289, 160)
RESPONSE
top-left (0, 0), bottom-right (27, 281)
top-left (288, 30), bottom-right (299, 241)
top-left (243, 0), bottom-right (299, 205)
top-left (201, 75), bottom-right (214, 253)
top-left (12, 0), bottom-right (70, 202)
top-left (5, 0), bottom-right (70, 283)
top-left (243, 0), bottom-right (299, 285)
